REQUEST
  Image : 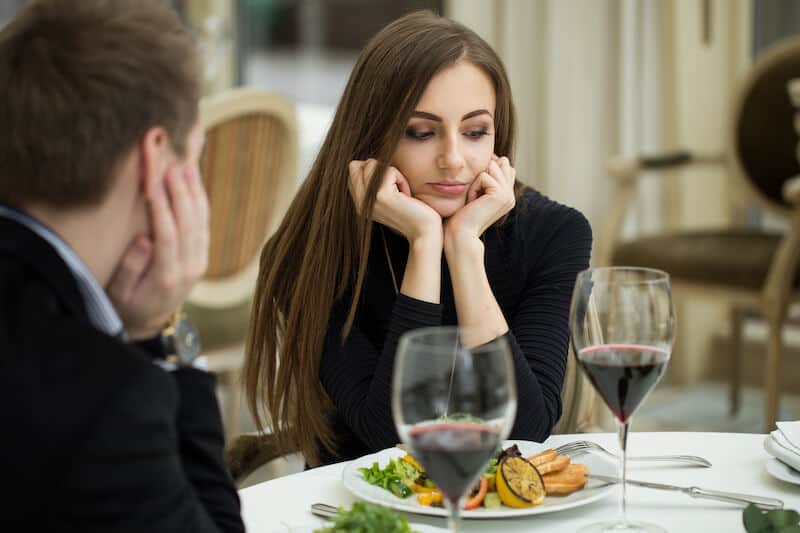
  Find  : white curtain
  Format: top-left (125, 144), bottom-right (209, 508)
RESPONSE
top-left (446, 0), bottom-right (665, 431)
top-left (446, 0), bottom-right (665, 249)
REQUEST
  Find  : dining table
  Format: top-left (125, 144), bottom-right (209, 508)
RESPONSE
top-left (239, 431), bottom-right (800, 532)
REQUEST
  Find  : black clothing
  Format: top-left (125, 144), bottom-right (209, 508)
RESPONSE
top-left (319, 189), bottom-right (592, 464)
top-left (0, 217), bottom-right (244, 532)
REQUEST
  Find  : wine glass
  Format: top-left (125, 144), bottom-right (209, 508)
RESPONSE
top-left (570, 267), bottom-right (675, 533)
top-left (392, 326), bottom-right (517, 532)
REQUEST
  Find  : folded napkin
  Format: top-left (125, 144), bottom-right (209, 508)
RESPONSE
top-left (777, 421), bottom-right (800, 452)
top-left (764, 421), bottom-right (800, 472)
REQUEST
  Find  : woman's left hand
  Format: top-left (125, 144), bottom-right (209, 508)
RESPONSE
top-left (445, 154), bottom-right (516, 247)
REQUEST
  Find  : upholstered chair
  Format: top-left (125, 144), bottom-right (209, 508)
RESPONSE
top-left (186, 87), bottom-right (298, 438)
top-left (598, 37), bottom-right (800, 431)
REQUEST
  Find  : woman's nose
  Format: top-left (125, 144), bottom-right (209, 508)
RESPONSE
top-left (437, 137), bottom-right (465, 171)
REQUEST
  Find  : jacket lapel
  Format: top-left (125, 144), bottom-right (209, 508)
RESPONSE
top-left (0, 217), bottom-right (89, 321)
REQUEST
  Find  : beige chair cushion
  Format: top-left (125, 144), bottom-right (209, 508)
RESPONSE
top-left (612, 229), bottom-right (794, 290)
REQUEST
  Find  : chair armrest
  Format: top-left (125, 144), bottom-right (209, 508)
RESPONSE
top-left (597, 149), bottom-right (723, 266)
top-left (607, 150), bottom-right (724, 180)
top-left (640, 150), bottom-right (693, 168)
top-left (783, 175), bottom-right (800, 206)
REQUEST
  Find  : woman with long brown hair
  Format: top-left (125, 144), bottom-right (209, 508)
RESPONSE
top-left (244, 10), bottom-right (592, 467)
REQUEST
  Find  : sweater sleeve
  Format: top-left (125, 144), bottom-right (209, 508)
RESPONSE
top-left (319, 294), bottom-right (442, 451)
top-left (506, 207), bottom-right (593, 441)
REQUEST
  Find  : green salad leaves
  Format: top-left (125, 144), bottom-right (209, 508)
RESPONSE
top-left (358, 458), bottom-right (419, 498)
top-left (313, 502), bottom-right (421, 533)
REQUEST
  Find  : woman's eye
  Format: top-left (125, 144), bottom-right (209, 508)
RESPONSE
top-left (464, 128), bottom-right (490, 139)
top-left (406, 129), bottom-right (434, 141)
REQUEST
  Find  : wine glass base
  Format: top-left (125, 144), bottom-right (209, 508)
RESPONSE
top-left (578, 520), bottom-right (667, 533)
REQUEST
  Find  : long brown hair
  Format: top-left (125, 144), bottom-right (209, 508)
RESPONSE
top-left (244, 10), bottom-right (519, 466)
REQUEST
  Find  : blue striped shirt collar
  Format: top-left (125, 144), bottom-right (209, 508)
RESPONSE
top-left (0, 204), bottom-right (124, 337)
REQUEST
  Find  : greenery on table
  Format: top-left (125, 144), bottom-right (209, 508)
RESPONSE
top-left (359, 458), bottom-right (418, 498)
top-left (744, 504), bottom-right (800, 532)
top-left (313, 502), bottom-right (420, 532)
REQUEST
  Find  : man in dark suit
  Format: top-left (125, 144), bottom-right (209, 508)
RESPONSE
top-left (0, 1), bottom-right (245, 531)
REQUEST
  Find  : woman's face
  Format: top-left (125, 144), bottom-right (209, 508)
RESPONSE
top-left (391, 60), bottom-right (496, 219)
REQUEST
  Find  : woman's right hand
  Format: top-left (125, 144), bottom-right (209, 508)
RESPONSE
top-left (348, 159), bottom-right (442, 245)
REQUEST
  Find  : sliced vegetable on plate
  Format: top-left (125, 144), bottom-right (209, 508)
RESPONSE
top-left (358, 443), bottom-right (588, 511)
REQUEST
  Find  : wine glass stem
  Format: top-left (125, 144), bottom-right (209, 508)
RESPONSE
top-left (617, 419), bottom-right (631, 526)
top-left (446, 497), bottom-right (462, 532)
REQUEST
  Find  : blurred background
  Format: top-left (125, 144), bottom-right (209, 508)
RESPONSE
top-left (3, 0), bottom-right (800, 455)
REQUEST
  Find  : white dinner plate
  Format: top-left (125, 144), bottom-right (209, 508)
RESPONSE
top-left (341, 440), bottom-right (616, 519)
top-left (282, 524), bottom-right (448, 533)
top-left (766, 458), bottom-right (800, 486)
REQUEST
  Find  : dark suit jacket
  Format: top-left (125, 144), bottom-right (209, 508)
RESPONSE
top-left (0, 217), bottom-right (245, 532)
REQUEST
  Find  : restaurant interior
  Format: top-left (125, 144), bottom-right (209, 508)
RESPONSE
top-left (4, 0), bottom-right (800, 531)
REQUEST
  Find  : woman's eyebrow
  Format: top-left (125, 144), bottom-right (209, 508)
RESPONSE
top-left (462, 109), bottom-right (493, 120)
top-left (410, 109), bottom-right (494, 122)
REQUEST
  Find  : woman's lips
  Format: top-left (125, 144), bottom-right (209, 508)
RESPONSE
top-left (429, 182), bottom-right (467, 196)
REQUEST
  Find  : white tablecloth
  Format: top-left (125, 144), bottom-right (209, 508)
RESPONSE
top-left (239, 432), bottom-right (800, 532)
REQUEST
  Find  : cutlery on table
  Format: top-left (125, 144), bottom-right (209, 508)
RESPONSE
top-left (588, 474), bottom-right (784, 510)
top-left (310, 503), bottom-right (340, 520)
top-left (556, 440), bottom-right (712, 468)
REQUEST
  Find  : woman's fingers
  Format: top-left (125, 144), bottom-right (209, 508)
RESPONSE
top-left (391, 167), bottom-right (412, 196)
top-left (487, 159), bottom-right (505, 184)
top-left (497, 156), bottom-right (515, 183)
top-left (467, 172), bottom-right (487, 203)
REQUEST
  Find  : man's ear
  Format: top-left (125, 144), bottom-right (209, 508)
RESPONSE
top-left (139, 126), bottom-right (171, 197)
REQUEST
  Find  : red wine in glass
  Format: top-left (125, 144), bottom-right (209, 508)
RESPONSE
top-left (408, 422), bottom-right (501, 501)
top-left (577, 344), bottom-right (669, 423)
top-left (570, 267), bottom-right (674, 533)
top-left (393, 327), bottom-right (516, 532)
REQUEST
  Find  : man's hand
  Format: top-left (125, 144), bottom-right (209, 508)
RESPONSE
top-left (107, 164), bottom-right (209, 340)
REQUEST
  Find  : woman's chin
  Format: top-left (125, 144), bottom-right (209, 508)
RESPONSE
top-left (425, 196), bottom-right (466, 219)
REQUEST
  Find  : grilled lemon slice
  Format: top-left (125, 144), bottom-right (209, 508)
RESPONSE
top-left (495, 456), bottom-right (545, 508)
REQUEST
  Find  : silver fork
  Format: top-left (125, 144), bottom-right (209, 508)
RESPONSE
top-left (554, 440), bottom-right (712, 467)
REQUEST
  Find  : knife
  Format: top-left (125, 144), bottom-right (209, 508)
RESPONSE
top-left (588, 474), bottom-right (784, 510)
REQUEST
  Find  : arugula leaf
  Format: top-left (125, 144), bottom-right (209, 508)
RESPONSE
top-left (313, 502), bottom-right (421, 533)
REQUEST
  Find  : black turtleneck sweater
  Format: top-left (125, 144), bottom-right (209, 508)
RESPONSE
top-left (318, 188), bottom-right (592, 465)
